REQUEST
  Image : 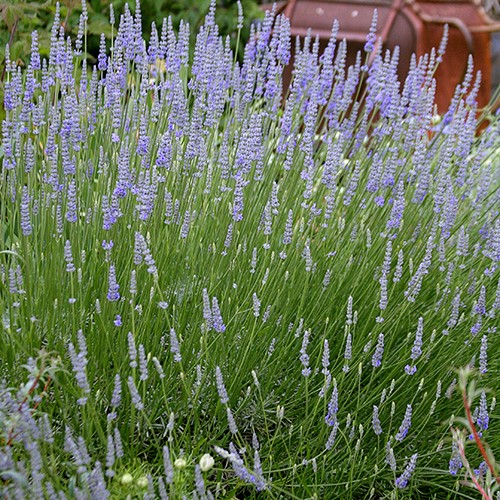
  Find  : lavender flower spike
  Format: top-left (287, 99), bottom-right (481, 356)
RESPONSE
top-left (169, 328), bottom-right (182, 363)
top-left (395, 404), bottom-right (412, 441)
top-left (127, 376), bottom-right (144, 411)
top-left (364, 9), bottom-right (378, 53)
top-left (107, 264), bottom-right (120, 302)
top-left (372, 405), bottom-right (382, 435)
top-left (212, 296), bottom-right (226, 333)
top-left (372, 333), bottom-right (384, 368)
top-left (395, 453), bottom-right (418, 489)
top-left (405, 317), bottom-right (423, 375)
top-left (325, 380), bottom-right (338, 426)
top-left (215, 366), bottom-right (229, 404)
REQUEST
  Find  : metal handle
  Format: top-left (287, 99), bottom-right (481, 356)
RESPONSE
top-left (406, 0), bottom-right (475, 53)
top-left (469, 23), bottom-right (500, 33)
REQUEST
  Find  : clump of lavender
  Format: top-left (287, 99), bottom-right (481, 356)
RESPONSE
top-left (0, 0), bottom-right (499, 498)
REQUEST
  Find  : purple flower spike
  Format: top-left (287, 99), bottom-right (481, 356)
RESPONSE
top-left (372, 334), bottom-right (384, 367)
top-left (395, 453), bottom-right (418, 489)
top-left (395, 404), bottom-right (412, 441)
top-left (212, 296), bottom-right (226, 333)
top-left (364, 9), bottom-right (378, 53)
top-left (107, 264), bottom-right (120, 302)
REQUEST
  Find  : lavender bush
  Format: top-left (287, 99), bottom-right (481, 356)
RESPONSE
top-left (1, 1), bottom-right (499, 498)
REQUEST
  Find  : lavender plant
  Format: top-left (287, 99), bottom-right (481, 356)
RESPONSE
top-left (1, 1), bottom-right (499, 498)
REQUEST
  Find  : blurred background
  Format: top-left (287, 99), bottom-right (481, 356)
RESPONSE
top-left (0, 0), bottom-right (262, 68)
top-left (0, 0), bottom-right (498, 105)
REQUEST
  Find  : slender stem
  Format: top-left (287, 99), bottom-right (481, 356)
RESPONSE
top-left (462, 389), bottom-right (500, 485)
top-left (456, 437), bottom-right (493, 500)
top-left (6, 362), bottom-right (46, 445)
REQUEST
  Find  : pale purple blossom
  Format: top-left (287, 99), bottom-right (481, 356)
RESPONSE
top-left (395, 404), bottom-right (412, 441)
top-left (395, 453), bottom-right (418, 489)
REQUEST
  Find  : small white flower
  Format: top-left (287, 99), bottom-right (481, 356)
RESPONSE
top-left (199, 453), bottom-right (215, 472)
top-left (120, 473), bottom-right (133, 485)
top-left (136, 475), bottom-right (148, 488)
top-left (174, 457), bottom-right (187, 468)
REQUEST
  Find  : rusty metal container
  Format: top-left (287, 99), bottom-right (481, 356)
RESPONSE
top-left (263, 0), bottom-right (500, 112)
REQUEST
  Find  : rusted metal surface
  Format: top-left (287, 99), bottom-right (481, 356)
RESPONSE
top-left (263, 0), bottom-right (500, 112)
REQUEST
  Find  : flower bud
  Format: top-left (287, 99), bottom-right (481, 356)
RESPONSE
top-left (120, 473), bottom-right (133, 485)
top-left (199, 453), bottom-right (215, 472)
top-left (136, 475), bottom-right (148, 488)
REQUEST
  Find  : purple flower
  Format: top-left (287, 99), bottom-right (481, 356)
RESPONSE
top-left (163, 446), bottom-right (174, 484)
top-left (107, 264), bottom-right (120, 302)
top-left (169, 328), bottom-right (182, 362)
top-left (30, 31), bottom-right (41, 70)
top-left (372, 405), bottom-right (382, 435)
top-left (128, 332), bottom-right (137, 369)
top-left (212, 296), bottom-right (226, 333)
top-left (479, 335), bottom-right (488, 373)
top-left (134, 232), bottom-right (144, 265)
top-left (180, 210), bottom-right (191, 239)
top-left (449, 443), bottom-right (463, 475)
top-left (436, 24), bottom-right (449, 62)
top-left (127, 376), bottom-right (144, 411)
top-left (253, 292), bottom-right (261, 317)
top-left (300, 329), bottom-right (311, 377)
top-left (214, 443), bottom-right (267, 492)
top-left (156, 133), bottom-right (172, 169)
top-left (321, 339), bottom-right (330, 375)
top-left (395, 453), bottom-right (418, 489)
top-left (364, 9), bottom-right (378, 53)
top-left (102, 240), bottom-right (114, 251)
top-left (342, 332), bottom-right (352, 373)
top-left (64, 240), bottom-right (76, 272)
top-left (386, 181), bottom-right (405, 230)
top-left (395, 404), bottom-right (412, 441)
top-left (138, 344), bottom-right (149, 381)
top-left (202, 288), bottom-right (213, 330)
top-left (232, 171), bottom-right (247, 221)
top-left (107, 373), bottom-right (122, 421)
top-left (473, 460), bottom-right (488, 479)
top-left (223, 223), bottom-right (233, 253)
top-left (20, 186), bottom-right (32, 236)
top-left (405, 317), bottom-right (423, 374)
top-left (477, 391), bottom-right (489, 431)
top-left (325, 381), bottom-right (338, 426)
top-left (105, 434), bottom-right (115, 476)
top-left (98, 34), bottom-right (108, 71)
top-left (67, 332), bottom-right (90, 405)
top-left (226, 406), bottom-right (239, 434)
top-left (372, 334), bottom-right (384, 367)
top-left (194, 464), bottom-right (206, 497)
top-left (215, 366), bottom-right (229, 404)
top-left (385, 441), bottom-right (396, 471)
top-left (325, 421), bottom-right (339, 450)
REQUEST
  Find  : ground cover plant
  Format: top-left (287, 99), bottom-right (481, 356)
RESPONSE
top-left (1, 1), bottom-right (500, 498)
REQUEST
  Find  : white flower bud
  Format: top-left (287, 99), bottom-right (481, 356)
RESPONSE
top-left (136, 475), bottom-right (148, 488)
top-left (120, 473), bottom-right (133, 485)
top-left (199, 453), bottom-right (215, 472)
